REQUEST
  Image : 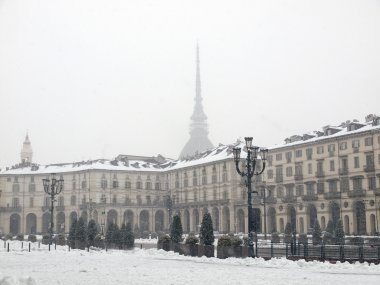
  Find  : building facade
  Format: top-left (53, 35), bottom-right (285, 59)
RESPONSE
top-left (1, 114), bottom-right (379, 236)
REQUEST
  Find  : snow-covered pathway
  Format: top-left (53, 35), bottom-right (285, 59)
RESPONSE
top-left (1, 244), bottom-right (380, 285)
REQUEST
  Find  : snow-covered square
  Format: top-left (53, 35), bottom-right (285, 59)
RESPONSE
top-left (1, 241), bottom-right (380, 285)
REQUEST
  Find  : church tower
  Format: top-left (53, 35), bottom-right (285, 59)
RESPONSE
top-left (20, 132), bottom-right (33, 164)
top-left (180, 45), bottom-right (214, 159)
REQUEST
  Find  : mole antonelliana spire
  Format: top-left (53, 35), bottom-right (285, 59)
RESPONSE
top-left (179, 44), bottom-right (214, 159)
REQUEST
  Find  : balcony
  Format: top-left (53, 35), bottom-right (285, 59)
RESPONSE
top-left (315, 171), bottom-right (325, 178)
top-left (294, 174), bottom-right (303, 181)
top-left (41, 206), bottom-right (50, 212)
top-left (0, 206), bottom-right (22, 213)
top-left (302, 193), bottom-right (318, 201)
top-left (281, 195), bottom-right (297, 203)
top-left (364, 164), bottom-right (375, 173)
top-left (347, 189), bottom-right (366, 198)
top-left (339, 168), bottom-right (348, 176)
top-left (324, 192), bottom-right (341, 200)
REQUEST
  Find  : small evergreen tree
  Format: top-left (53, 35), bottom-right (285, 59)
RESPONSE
top-left (106, 222), bottom-right (115, 244)
top-left (87, 219), bottom-right (98, 246)
top-left (325, 220), bottom-right (334, 235)
top-left (120, 223), bottom-right (127, 248)
top-left (125, 222), bottom-right (135, 249)
top-left (112, 223), bottom-right (121, 248)
top-left (335, 219), bottom-right (345, 245)
top-left (133, 224), bottom-right (140, 239)
top-left (284, 222), bottom-right (292, 243)
top-left (199, 213), bottom-right (214, 245)
top-left (68, 218), bottom-right (77, 246)
top-left (170, 214), bottom-right (183, 243)
top-left (76, 217), bottom-right (87, 242)
top-left (312, 220), bottom-right (322, 245)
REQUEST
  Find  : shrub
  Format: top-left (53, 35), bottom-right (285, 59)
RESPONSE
top-left (243, 237), bottom-right (249, 246)
top-left (141, 231), bottom-right (150, 239)
top-left (185, 235), bottom-right (199, 245)
top-left (16, 233), bottom-right (24, 241)
top-left (158, 234), bottom-right (171, 244)
top-left (123, 223), bottom-right (135, 249)
top-left (42, 234), bottom-right (50, 245)
top-left (157, 231), bottom-right (166, 238)
top-left (55, 234), bottom-right (66, 245)
top-left (199, 213), bottom-right (214, 245)
top-left (298, 233), bottom-right (308, 245)
top-left (170, 215), bottom-right (183, 243)
top-left (150, 232), bottom-right (158, 239)
top-left (231, 236), bottom-right (242, 247)
top-left (5, 234), bottom-right (13, 241)
top-left (217, 235), bottom-right (232, 247)
top-left (133, 224), bottom-right (140, 239)
top-left (271, 232), bottom-right (280, 243)
top-left (28, 234), bottom-right (37, 243)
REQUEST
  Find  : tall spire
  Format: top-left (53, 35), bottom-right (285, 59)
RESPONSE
top-left (179, 45), bottom-right (214, 159)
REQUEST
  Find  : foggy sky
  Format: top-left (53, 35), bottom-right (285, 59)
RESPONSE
top-left (0, 0), bottom-right (379, 168)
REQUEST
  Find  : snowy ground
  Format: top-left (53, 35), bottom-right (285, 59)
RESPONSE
top-left (1, 241), bottom-right (380, 285)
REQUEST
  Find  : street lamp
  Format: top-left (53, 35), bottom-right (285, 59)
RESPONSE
top-left (42, 173), bottom-right (64, 245)
top-left (165, 195), bottom-right (173, 229)
top-left (233, 137), bottom-right (268, 258)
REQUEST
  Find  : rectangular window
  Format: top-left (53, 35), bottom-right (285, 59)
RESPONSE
top-left (296, 185), bottom-right (304, 196)
top-left (329, 181), bottom-right (337, 192)
top-left (306, 183), bottom-right (314, 195)
top-left (276, 153), bottom-right (283, 161)
top-left (286, 166), bottom-right (293, 177)
top-left (306, 148), bottom-right (313, 159)
top-left (12, 198), bottom-right (19, 208)
top-left (308, 163), bottom-right (312, 174)
top-left (267, 169), bottom-right (273, 179)
top-left (317, 146), bottom-right (324, 154)
top-left (328, 144), bottom-right (335, 152)
top-left (329, 160), bottom-right (335, 171)
top-left (317, 182), bottom-right (324, 194)
top-left (354, 157), bottom-right (360, 168)
top-left (353, 178), bottom-right (363, 191)
top-left (295, 149), bottom-right (302, 158)
top-left (340, 177), bottom-right (349, 192)
top-left (368, 177), bottom-right (376, 190)
top-left (267, 155), bottom-right (273, 166)
top-left (339, 142), bottom-right (347, 150)
top-left (341, 158), bottom-right (348, 170)
top-left (30, 197), bottom-right (34, 207)
top-left (295, 164), bottom-right (303, 175)
top-left (352, 139), bottom-right (360, 148)
top-left (275, 167), bottom-right (283, 182)
top-left (285, 151), bottom-right (292, 163)
top-left (365, 137), bottom-right (373, 146)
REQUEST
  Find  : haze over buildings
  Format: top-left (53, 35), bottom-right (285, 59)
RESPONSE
top-left (0, 0), bottom-right (379, 167)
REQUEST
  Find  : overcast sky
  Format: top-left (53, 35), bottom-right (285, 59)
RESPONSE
top-left (0, 0), bottom-right (379, 168)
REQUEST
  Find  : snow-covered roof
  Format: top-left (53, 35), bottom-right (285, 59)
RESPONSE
top-left (269, 115), bottom-right (380, 150)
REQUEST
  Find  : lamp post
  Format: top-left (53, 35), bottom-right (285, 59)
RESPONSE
top-left (233, 137), bottom-right (268, 258)
top-left (165, 195), bottom-right (173, 229)
top-left (42, 173), bottom-right (64, 245)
